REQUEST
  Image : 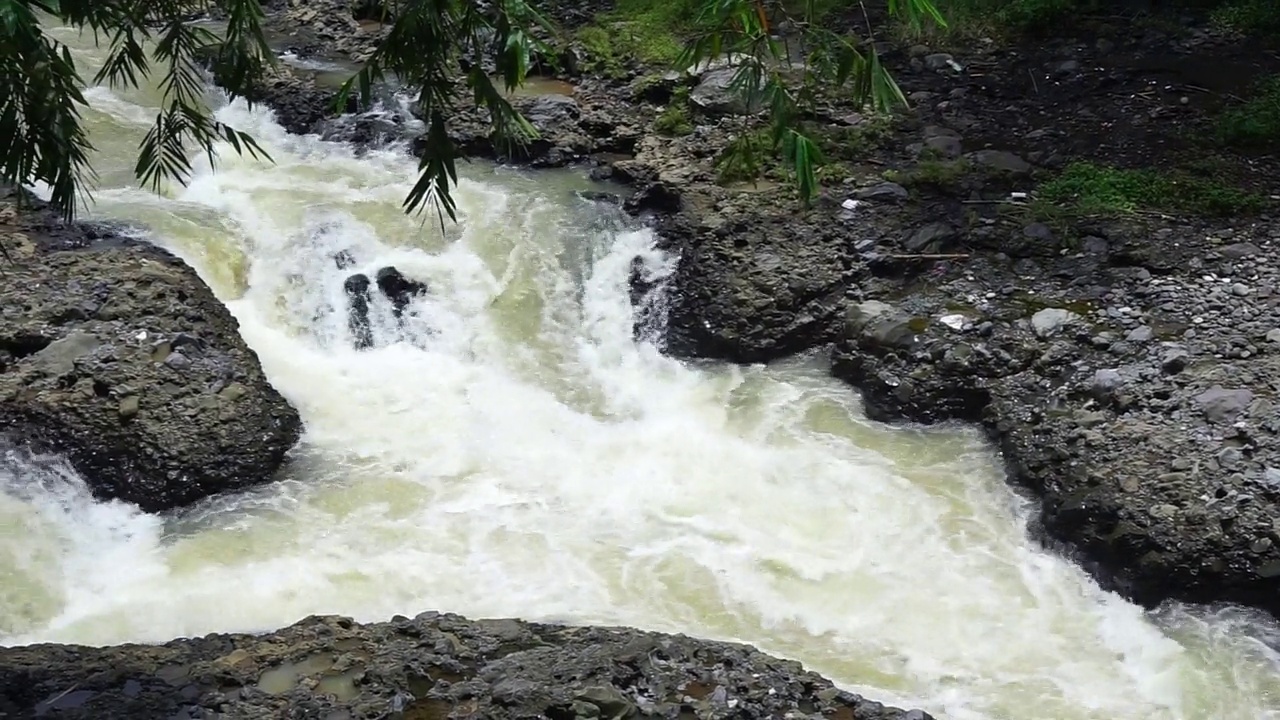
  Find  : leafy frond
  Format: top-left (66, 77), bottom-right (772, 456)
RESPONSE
top-left (676, 0), bottom-right (940, 204)
top-left (1, 0), bottom-right (943, 224)
top-left (1, 0), bottom-right (272, 221)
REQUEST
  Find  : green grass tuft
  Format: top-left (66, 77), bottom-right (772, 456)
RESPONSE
top-left (1038, 161), bottom-right (1266, 217)
top-left (1209, 0), bottom-right (1280, 33)
top-left (1216, 75), bottom-right (1280, 150)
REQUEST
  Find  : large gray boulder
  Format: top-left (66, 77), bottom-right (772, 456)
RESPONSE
top-left (654, 200), bottom-right (856, 364)
top-left (0, 194), bottom-right (302, 513)
top-left (0, 612), bottom-right (933, 720)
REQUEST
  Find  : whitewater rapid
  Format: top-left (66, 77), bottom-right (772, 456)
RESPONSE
top-left (2, 24), bottom-right (1280, 720)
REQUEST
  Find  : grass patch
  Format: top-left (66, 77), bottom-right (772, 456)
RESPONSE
top-left (1209, 0), bottom-right (1280, 33)
top-left (574, 0), bottom-right (699, 76)
top-left (898, 0), bottom-right (1101, 41)
top-left (1037, 161), bottom-right (1266, 217)
top-left (816, 116), bottom-right (895, 160)
top-left (653, 87), bottom-right (695, 136)
top-left (884, 159), bottom-right (970, 189)
top-left (1215, 75), bottom-right (1280, 150)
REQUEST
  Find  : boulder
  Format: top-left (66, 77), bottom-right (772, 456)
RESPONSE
top-left (374, 265), bottom-right (428, 318)
top-left (0, 194), bottom-right (302, 513)
top-left (0, 613), bottom-right (933, 720)
top-left (657, 210), bottom-right (850, 364)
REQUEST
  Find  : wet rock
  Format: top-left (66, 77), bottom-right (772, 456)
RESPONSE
top-left (343, 273), bottom-right (374, 350)
top-left (0, 613), bottom-right (932, 720)
top-left (0, 192), bottom-right (302, 513)
top-left (844, 302), bottom-right (917, 352)
top-left (660, 212), bottom-right (848, 363)
top-left (334, 249), bottom-right (357, 269)
top-left (519, 94), bottom-right (580, 131)
top-left (374, 266), bottom-right (428, 318)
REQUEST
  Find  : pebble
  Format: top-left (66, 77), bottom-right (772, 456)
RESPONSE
top-left (164, 351), bottom-right (192, 370)
top-left (1126, 326), bottom-right (1153, 342)
top-left (118, 396), bottom-right (140, 420)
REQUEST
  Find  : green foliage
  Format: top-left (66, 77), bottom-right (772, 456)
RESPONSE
top-left (1209, 0), bottom-right (1280, 33)
top-left (573, 0), bottom-right (700, 79)
top-left (334, 0), bottom-right (549, 226)
top-left (653, 87), bottom-right (694, 136)
top-left (816, 116), bottom-right (895, 160)
top-left (1038, 161), bottom-right (1266, 217)
top-left (714, 129), bottom-right (772, 185)
top-left (1215, 75), bottom-right (1280, 150)
top-left (2, 0), bottom-right (944, 223)
top-left (884, 158), bottom-right (969, 188)
top-left (602, 0), bottom-right (698, 64)
top-left (0, 0), bottom-right (273, 221)
top-left (680, 0), bottom-right (944, 205)
top-left (575, 25), bottom-right (627, 78)
top-left (902, 0), bottom-right (1096, 39)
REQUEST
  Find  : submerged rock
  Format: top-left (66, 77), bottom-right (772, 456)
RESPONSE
top-left (0, 191), bottom-right (302, 513)
top-left (343, 272), bottom-right (374, 349)
top-left (0, 613), bottom-right (933, 720)
top-left (375, 266), bottom-right (429, 318)
top-left (343, 267), bottom-right (430, 349)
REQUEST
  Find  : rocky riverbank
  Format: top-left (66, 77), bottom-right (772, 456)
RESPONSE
top-left (228, 0), bottom-right (1280, 619)
top-left (0, 189), bottom-right (302, 512)
top-left (0, 613), bottom-right (930, 720)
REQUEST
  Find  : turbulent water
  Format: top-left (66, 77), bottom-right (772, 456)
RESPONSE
top-left (3, 25), bottom-right (1280, 720)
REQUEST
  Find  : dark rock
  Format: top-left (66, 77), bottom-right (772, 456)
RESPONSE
top-left (966, 150), bottom-right (1031, 174)
top-left (624, 182), bottom-right (682, 214)
top-left (1220, 242), bottom-right (1261, 259)
top-left (924, 53), bottom-right (954, 71)
top-left (660, 213), bottom-right (848, 363)
top-left (334, 249), bottom-right (357, 269)
top-left (0, 194), bottom-right (301, 513)
top-left (343, 273), bottom-right (374, 350)
top-left (922, 134), bottom-right (962, 158)
top-left (0, 613), bottom-right (932, 720)
top-left (905, 222), bottom-right (957, 252)
top-left (374, 266), bottom-right (429, 318)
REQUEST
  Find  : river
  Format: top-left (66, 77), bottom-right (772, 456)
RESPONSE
top-left (2, 23), bottom-right (1280, 720)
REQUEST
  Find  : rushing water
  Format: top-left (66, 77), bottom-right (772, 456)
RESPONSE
top-left (3, 25), bottom-right (1280, 720)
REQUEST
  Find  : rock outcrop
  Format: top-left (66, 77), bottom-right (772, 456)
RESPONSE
top-left (831, 216), bottom-right (1280, 616)
top-left (0, 612), bottom-right (933, 720)
top-left (0, 192), bottom-right (302, 513)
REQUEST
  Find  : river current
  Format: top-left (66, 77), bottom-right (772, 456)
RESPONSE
top-left (2, 24), bottom-right (1280, 720)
